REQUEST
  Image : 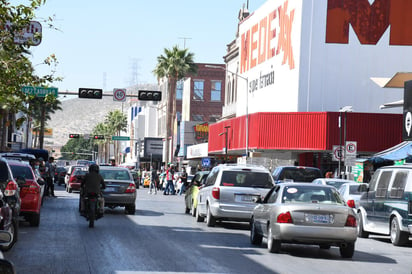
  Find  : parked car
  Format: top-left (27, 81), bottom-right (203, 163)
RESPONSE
top-left (64, 165), bottom-right (83, 186)
top-left (54, 166), bottom-right (67, 186)
top-left (99, 166), bottom-right (137, 214)
top-left (184, 171), bottom-right (210, 216)
top-left (272, 166), bottom-right (322, 184)
top-left (0, 153), bottom-right (35, 163)
top-left (250, 183), bottom-right (357, 258)
top-left (0, 158), bottom-right (20, 251)
top-left (7, 160), bottom-right (42, 226)
top-left (196, 164), bottom-right (275, 226)
top-left (312, 178), bottom-right (356, 190)
top-left (337, 182), bottom-right (368, 208)
top-left (66, 167), bottom-right (88, 193)
top-left (357, 164), bottom-right (412, 246)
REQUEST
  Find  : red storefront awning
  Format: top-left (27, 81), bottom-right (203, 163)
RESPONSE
top-left (208, 112), bottom-right (402, 155)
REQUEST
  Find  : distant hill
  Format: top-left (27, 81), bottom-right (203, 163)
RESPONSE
top-left (47, 85), bottom-right (157, 148)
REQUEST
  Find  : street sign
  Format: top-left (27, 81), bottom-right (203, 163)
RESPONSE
top-left (112, 136), bottom-right (130, 141)
top-left (345, 141), bottom-right (357, 166)
top-left (22, 86), bottom-right (58, 97)
top-left (113, 88), bottom-right (126, 102)
top-left (332, 145), bottom-right (344, 161)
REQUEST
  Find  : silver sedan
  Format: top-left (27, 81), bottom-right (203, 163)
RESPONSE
top-left (250, 183), bottom-right (357, 258)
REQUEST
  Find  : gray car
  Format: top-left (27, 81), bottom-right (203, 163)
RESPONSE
top-left (250, 183), bottom-right (357, 258)
top-left (99, 166), bottom-right (137, 215)
top-left (196, 164), bottom-right (274, 226)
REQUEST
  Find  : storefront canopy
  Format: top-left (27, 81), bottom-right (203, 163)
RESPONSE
top-left (370, 141), bottom-right (412, 161)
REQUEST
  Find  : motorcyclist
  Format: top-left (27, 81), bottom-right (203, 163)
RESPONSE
top-left (80, 164), bottom-right (106, 216)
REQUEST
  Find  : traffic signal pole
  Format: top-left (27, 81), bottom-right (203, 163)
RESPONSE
top-left (57, 91), bottom-right (139, 97)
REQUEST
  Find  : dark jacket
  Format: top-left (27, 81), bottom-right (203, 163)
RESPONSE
top-left (83, 172), bottom-right (105, 195)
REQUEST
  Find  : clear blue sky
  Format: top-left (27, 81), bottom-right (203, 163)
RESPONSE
top-left (24, 0), bottom-right (268, 92)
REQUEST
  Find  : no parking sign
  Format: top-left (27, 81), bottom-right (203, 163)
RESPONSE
top-left (113, 88), bottom-right (126, 102)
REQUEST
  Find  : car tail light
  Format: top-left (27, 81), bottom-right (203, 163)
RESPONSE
top-left (212, 187), bottom-right (220, 200)
top-left (345, 215), bottom-right (357, 227)
top-left (5, 180), bottom-right (18, 196)
top-left (125, 183), bottom-right (136, 193)
top-left (346, 199), bottom-right (356, 208)
top-left (69, 176), bottom-right (77, 183)
top-left (277, 211), bottom-right (293, 223)
top-left (21, 183), bottom-right (40, 194)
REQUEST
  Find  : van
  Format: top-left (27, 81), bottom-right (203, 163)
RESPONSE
top-left (357, 165), bottom-right (412, 246)
top-left (272, 166), bottom-right (322, 184)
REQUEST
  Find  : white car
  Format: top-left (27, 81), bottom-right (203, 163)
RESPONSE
top-left (312, 178), bottom-right (356, 190)
top-left (338, 182), bottom-right (368, 208)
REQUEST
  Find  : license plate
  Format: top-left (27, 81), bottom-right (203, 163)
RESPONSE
top-left (105, 187), bottom-right (115, 192)
top-left (235, 194), bottom-right (256, 202)
top-left (312, 214), bottom-right (330, 224)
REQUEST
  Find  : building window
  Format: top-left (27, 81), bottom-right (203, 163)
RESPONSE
top-left (176, 80), bottom-right (183, 100)
top-left (192, 114), bottom-right (204, 121)
top-left (211, 80), bottom-right (221, 101)
top-left (194, 80), bottom-right (204, 100)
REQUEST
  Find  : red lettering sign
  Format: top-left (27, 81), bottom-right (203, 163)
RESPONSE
top-left (240, 0), bottom-right (295, 73)
top-left (326, 0), bottom-right (412, 45)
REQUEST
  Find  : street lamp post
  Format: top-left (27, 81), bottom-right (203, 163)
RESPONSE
top-left (338, 106), bottom-right (353, 178)
top-left (205, 65), bottom-right (249, 157)
top-left (219, 126), bottom-right (231, 162)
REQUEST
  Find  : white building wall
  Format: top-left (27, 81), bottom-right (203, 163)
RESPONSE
top-left (234, 0), bottom-right (406, 116)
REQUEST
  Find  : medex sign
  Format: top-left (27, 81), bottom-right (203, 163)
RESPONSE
top-left (240, 0), bottom-right (296, 74)
top-left (326, 0), bottom-right (412, 45)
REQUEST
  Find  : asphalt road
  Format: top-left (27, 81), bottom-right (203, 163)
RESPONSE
top-left (4, 185), bottom-right (412, 274)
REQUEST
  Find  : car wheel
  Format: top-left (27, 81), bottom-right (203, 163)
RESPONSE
top-left (267, 226), bottom-right (281, 253)
top-left (390, 217), bottom-right (409, 246)
top-left (29, 213), bottom-right (40, 227)
top-left (357, 213), bottom-right (369, 238)
top-left (250, 218), bottom-right (263, 245)
top-left (206, 205), bottom-right (216, 227)
top-left (0, 220), bottom-right (18, 252)
top-left (191, 203), bottom-right (196, 217)
top-left (195, 206), bottom-right (204, 222)
top-left (125, 204), bottom-right (136, 215)
top-left (339, 242), bottom-right (355, 258)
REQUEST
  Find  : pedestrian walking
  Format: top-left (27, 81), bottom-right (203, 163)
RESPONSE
top-left (149, 167), bottom-right (158, 194)
top-left (178, 167), bottom-right (188, 195)
top-left (45, 157), bottom-right (56, 197)
top-left (163, 163), bottom-right (175, 195)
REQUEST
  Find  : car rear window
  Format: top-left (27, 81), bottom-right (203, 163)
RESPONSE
top-left (349, 184), bottom-right (368, 195)
top-left (282, 185), bottom-right (344, 204)
top-left (9, 165), bottom-right (34, 180)
top-left (73, 169), bottom-right (87, 176)
top-left (100, 170), bottom-right (131, 180)
top-left (325, 180), bottom-right (347, 189)
top-left (220, 170), bottom-right (273, 188)
top-left (279, 167), bottom-right (321, 182)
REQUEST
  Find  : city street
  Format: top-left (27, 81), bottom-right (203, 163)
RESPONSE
top-left (5, 185), bottom-right (412, 274)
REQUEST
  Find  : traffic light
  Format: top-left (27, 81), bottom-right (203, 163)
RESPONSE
top-left (78, 88), bottom-right (103, 99)
top-left (138, 90), bottom-right (162, 101)
top-left (69, 134), bottom-right (80, 138)
top-left (94, 135), bottom-right (105, 140)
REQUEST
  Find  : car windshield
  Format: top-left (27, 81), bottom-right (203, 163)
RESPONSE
top-left (220, 170), bottom-right (273, 188)
top-left (100, 170), bottom-right (131, 180)
top-left (282, 185), bottom-right (344, 205)
top-left (349, 184), bottom-right (368, 194)
top-left (279, 168), bottom-right (320, 182)
top-left (325, 180), bottom-right (347, 189)
top-left (9, 165), bottom-right (34, 180)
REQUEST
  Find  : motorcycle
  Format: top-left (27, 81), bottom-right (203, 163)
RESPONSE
top-left (83, 193), bottom-right (103, 228)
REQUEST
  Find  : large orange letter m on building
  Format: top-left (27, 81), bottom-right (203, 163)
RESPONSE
top-left (326, 0), bottom-right (412, 45)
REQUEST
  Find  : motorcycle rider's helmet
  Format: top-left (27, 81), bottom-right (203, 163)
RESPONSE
top-left (89, 164), bottom-right (99, 173)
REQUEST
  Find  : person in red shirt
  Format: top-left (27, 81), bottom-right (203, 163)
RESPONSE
top-left (163, 163), bottom-right (175, 195)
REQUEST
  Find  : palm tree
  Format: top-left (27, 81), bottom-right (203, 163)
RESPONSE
top-left (92, 122), bottom-right (111, 163)
top-left (153, 45), bottom-right (197, 163)
top-left (105, 110), bottom-right (127, 164)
